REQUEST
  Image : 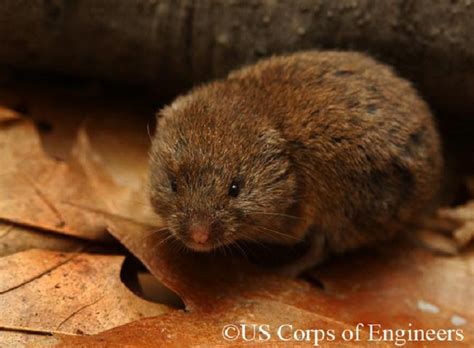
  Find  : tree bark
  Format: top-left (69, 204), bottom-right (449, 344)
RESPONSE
top-left (1, 0), bottom-right (474, 115)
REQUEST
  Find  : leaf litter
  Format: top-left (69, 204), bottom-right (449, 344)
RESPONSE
top-left (0, 249), bottom-right (170, 346)
top-left (0, 85), bottom-right (473, 347)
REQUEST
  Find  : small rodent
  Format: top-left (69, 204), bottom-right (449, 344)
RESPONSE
top-left (149, 51), bottom-right (442, 276)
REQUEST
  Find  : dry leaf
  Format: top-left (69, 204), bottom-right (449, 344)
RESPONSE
top-left (0, 107), bottom-right (157, 241)
top-left (0, 81), bottom-right (152, 177)
top-left (0, 222), bottom-right (85, 257)
top-left (311, 242), bottom-right (474, 331)
top-left (71, 126), bottom-right (157, 226)
top-left (58, 240), bottom-right (474, 347)
top-left (411, 229), bottom-right (459, 255)
top-left (1, 88), bottom-right (472, 347)
top-left (0, 109), bottom-right (109, 240)
top-left (58, 301), bottom-right (373, 347)
top-left (416, 200), bottom-right (474, 253)
top-left (438, 201), bottom-right (474, 248)
top-left (0, 249), bottom-right (170, 346)
top-left (44, 103), bottom-right (473, 347)
top-left (0, 331), bottom-right (59, 347)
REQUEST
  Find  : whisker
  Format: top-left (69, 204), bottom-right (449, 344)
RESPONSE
top-left (240, 223), bottom-right (300, 241)
top-left (233, 238), bottom-right (276, 260)
top-left (233, 241), bottom-right (248, 260)
top-left (217, 242), bottom-right (227, 257)
top-left (238, 232), bottom-right (262, 244)
top-left (241, 238), bottom-right (268, 248)
top-left (149, 226), bottom-right (170, 233)
top-left (245, 211), bottom-right (304, 220)
top-left (138, 226), bottom-right (170, 243)
top-left (173, 238), bottom-right (187, 254)
top-left (224, 243), bottom-right (231, 257)
top-left (236, 230), bottom-right (269, 246)
top-left (144, 231), bottom-right (172, 250)
top-left (154, 233), bottom-right (175, 249)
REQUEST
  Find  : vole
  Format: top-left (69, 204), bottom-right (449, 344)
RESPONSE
top-left (149, 51), bottom-right (442, 276)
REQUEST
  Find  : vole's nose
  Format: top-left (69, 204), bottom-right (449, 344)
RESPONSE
top-left (189, 223), bottom-right (210, 244)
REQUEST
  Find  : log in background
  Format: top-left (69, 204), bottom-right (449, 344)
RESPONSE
top-left (1, 0), bottom-right (474, 117)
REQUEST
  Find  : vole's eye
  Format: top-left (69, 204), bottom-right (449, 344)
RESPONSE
top-left (228, 180), bottom-right (240, 198)
top-left (170, 178), bottom-right (178, 193)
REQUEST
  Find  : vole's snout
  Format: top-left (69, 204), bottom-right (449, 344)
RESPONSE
top-left (179, 215), bottom-right (220, 252)
top-left (189, 222), bottom-right (210, 245)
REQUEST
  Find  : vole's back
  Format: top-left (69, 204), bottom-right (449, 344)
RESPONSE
top-left (228, 51), bottom-right (442, 252)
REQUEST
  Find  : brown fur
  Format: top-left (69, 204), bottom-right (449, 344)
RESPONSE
top-left (149, 51), bottom-right (443, 275)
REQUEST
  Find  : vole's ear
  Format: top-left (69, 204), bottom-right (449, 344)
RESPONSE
top-left (156, 94), bottom-right (192, 132)
top-left (154, 109), bottom-right (166, 132)
top-left (258, 128), bottom-right (287, 154)
top-left (155, 104), bottom-right (174, 131)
